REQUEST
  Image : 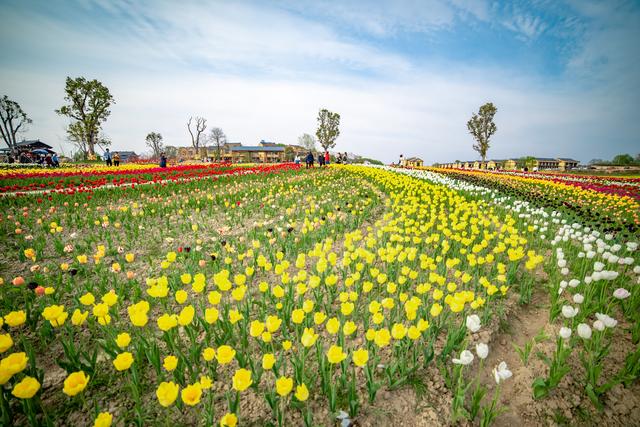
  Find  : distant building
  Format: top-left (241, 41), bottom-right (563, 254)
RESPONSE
top-left (0, 139), bottom-right (53, 154)
top-left (230, 145), bottom-right (285, 163)
top-left (113, 151), bottom-right (138, 162)
top-left (557, 158), bottom-right (579, 170)
top-left (437, 157), bottom-right (579, 171)
top-left (400, 156), bottom-right (424, 167)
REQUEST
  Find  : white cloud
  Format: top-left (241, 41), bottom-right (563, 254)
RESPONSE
top-left (0, 0), bottom-right (637, 164)
top-left (503, 13), bottom-right (548, 40)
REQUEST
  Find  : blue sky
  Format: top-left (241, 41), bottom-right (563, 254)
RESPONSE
top-left (0, 0), bottom-right (638, 163)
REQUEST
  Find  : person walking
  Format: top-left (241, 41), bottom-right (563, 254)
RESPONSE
top-left (113, 152), bottom-right (121, 167)
top-left (104, 149), bottom-right (112, 166)
top-left (305, 151), bottom-right (314, 168)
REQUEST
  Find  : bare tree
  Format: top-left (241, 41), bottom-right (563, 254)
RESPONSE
top-left (209, 127), bottom-right (226, 161)
top-left (145, 132), bottom-right (164, 158)
top-left (0, 95), bottom-right (32, 155)
top-left (187, 116), bottom-right (207, 156)
top-left (298, 133), bottom-right (317, 151)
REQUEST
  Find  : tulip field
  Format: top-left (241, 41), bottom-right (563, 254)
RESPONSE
top-left (0, 163), bottom-right (638, 426)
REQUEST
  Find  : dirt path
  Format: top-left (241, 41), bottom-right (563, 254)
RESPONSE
top-left (483, 292), bottom-right (551, 427)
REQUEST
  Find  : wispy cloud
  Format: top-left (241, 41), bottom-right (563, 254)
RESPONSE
top-left (0, 0), bottom-right (638, 163)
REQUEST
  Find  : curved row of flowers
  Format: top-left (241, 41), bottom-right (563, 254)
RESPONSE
top-left (382, 165), bottom-right (639, 411)
top-left (423, 167), bottom-right (640, 238)
top-left (0, 163), bottom-right (299, 195)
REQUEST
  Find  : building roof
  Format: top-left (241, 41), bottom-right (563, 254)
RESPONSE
top-left (259, 140), bottom-right (277, 146)
top-left (557, 158), bottom-right (578, 162)
top-left (14, 139), bottom-right (53, 149)
top-left (406, 157), bottom-right (423, 161)
top-left (231, 146), bottom-right (284, 152)
top-left (224, 142), bottom-right (243, 147)
top-left (535, 157), bottom-right (558, 161)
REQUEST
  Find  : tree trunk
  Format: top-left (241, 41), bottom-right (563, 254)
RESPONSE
top-left (88, 132), bottom-right (96, 156)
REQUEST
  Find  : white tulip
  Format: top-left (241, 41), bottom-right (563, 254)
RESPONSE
top-left (466, 314), bottom-right (481, 333)
top-left (593, 320), bottom-right (605, 331)
top-left (561, 267), bottom-right (569, 275)
top-left (493, 361), bottom-right (512, 384)
top-left (561, 305), bottom-right (579, 318)
top-left (572, 294), bottom-right (584, 304)
top-left (568, 279), bottom-right (580, 288)
top-left (613, 288), bottom-right (631, 300)
top-left (634, 266), bottom-right (640, 274)
top-left (577, 323), bottom-right (592, 339)
top-left (452, 350), bottom-right (474, 365)
top-left (559, 326), bottom-right (572, 339)
top-left (595, 313), bottom-right (618, 328)
top-left (476, 343), bottom-right (489, 359)
top-left (594, 262), bottom-right (605, 272)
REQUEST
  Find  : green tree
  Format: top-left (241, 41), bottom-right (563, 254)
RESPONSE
top-left (56, 77), bottom-right (115, 156)
top-left (517, 156), bottom-right (537, 169)
top-left (298, 133), bottom-right (317, 151)
top-left (0, 95), bottom-right (32, 155)
top-left (316, 109), bottom-right (340, 152)
top-left (145, 132), bottom-right (164, 158)
top-left (467, 102), bottom-right (497, 162)
top-left (66, 121), bottom-right (110, 160)
top-left (611, 153), bottom-right (634, 165)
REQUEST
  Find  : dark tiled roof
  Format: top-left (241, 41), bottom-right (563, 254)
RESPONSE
top-left (557, 158), bottom-right (578, 162)
top-left (16, 139), bottom-right (53, 148)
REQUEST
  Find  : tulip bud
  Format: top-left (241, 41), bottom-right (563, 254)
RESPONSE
top-left (577, 323), bottom-right (592, 339)
top-left (559, 326), bottom-right (572, 339)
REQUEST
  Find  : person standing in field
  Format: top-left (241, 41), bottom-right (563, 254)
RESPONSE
top-left (113, 152), bottom-right (120, 167)
top-left (305, 151), bottom-right (314, 168)
top-left (104, 148), bottom-right (112, 166)
top-left (319, 152), bottom-right (325, 167)
top-left (160, 152), bottom-right (167, 168)
top-left (324, 151), bottom-right (330, 165)
top-left (294, 154), bottom-right (300, 165)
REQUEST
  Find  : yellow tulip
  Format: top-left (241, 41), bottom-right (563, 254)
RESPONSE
top-left (181, 383), bottom-right (202, 406)
top-left (352, 348), bottom-right (369, 367)
top-left (232, 368), bottom-right (253, 391)
top-left (326, 345), bottom-right (347, 364)
top-left (63, 371), bottom-right (90, 396)
top-left (11, 376), bottom-right (40, 399)
top-left (216, 345), bottom-right (236, 364)
top-left (275, 376), bottom-right (293, 396)
top-left (156, 381), bottom-right (179, 407)
top-left (113, 352), bottom-right (134, 371)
